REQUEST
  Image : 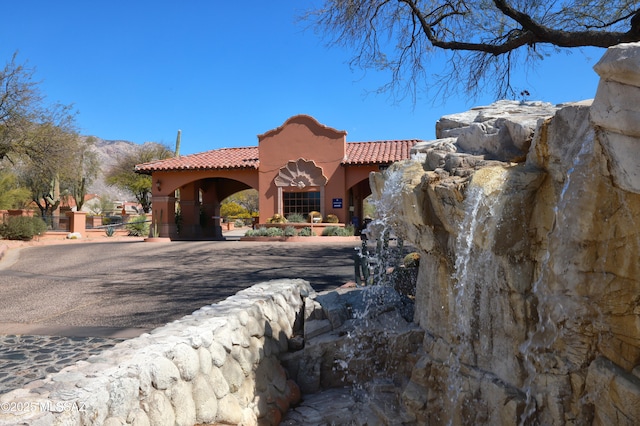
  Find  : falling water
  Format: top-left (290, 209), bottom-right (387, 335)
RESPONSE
top-left (339, 165), bottom-right (424, 416)
top-left (519, 133), bottom-right (597, 424)
top-left (446, 167), bottom-right (509, 424)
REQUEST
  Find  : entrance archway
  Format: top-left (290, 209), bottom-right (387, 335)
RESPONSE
top-left (155, 177), bottom-right (255, 240)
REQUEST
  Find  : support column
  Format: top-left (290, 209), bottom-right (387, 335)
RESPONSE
top-left (177, 182), bottom-right (200, 239)
top-left (201, 184), bottom-right (222, 239)
top-left (66, 211), bottom-right (87, 237)
top-left (151, 196), bottom-right (176, 238)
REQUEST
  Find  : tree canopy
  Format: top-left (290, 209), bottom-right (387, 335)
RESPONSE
top-left (305, 0), bottom-right (640, 99)
top-left (0, 53), bottom-right (90, 216)
top-left (105, 143), bottom-right (173, 213)
top-left (64, 136), bottom-right (100, 212)
top-left (0, 53), bottom-right (77, 162)
top-left (220, 189), bottom-right (260, 218)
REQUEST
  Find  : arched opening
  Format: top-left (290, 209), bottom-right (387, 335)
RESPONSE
top-left (220, 189), bottom-right (259, 228)
top-left (347, 177), bottom-right (373, 230)
top-left (168, 177), bottom-right (255, 240)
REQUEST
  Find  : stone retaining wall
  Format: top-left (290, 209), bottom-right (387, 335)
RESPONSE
top-left (0, 279), bottom-right (310, 426)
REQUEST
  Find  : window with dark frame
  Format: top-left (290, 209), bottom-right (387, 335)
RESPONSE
top-left (283, 191), bottom-right (320, 217)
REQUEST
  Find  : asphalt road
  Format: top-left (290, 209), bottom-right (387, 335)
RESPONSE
top-left (0, 240), bottom-right (358, 333)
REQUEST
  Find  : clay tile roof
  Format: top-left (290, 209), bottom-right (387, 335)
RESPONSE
top-left (344, 140), bottom-right (420, 165)
top-left (135, 140), bottom-right (421, 173)
top-left (135, 147), bottom-right (259, 173)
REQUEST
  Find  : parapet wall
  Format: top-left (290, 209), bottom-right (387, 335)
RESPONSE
top-left (0, 279), bottom-right (311, 426)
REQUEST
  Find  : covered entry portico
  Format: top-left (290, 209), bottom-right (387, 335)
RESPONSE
top-left (136, 115), bottom-right (420, 240)
top-left (144, 166), bottom-right (258, 240)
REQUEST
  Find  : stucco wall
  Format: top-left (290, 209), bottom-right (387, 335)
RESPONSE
top-left (258, 115), bottom-right (348, 223)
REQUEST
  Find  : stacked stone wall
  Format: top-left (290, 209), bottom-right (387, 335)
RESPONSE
top-left (0, 279), bottom-right (310, 426)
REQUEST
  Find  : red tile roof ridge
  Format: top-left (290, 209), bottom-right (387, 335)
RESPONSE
top-left (135, 140), bottom-right (422, 172)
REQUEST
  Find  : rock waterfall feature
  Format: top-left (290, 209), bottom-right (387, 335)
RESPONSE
top-left (370, 43), bottom-right (640, 424)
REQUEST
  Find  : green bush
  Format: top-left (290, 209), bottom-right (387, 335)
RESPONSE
top-left (245, 227), bottom-right (268, 237)
top-left (245, 226), bottom-right (285, 237)
top-left (321, 226), bottom-right (354, 236)
top-left (284, 226), bottom-right (296, 237)
top-left (105, 225), bottom-right (116, 237)
top-left (234, 219), bottom-right (245, 227)
top-left (286, 213), bottom-right (305, 223)
top-left (0, 216), bottom-right (47, 240)
top-left (298, 226), bottom-right (316, 237)
top-left (403, 252), bottom-right (421, 268)
top-left (267, 214), bottom-right (286, 223)
top-left (266, 227), bottom-right (284, 237)
top-left (125, 215), bottom-right (149, 237)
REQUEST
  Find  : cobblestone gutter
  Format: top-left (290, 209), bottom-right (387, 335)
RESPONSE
top-left (0, 279), bottom-right (310, 425)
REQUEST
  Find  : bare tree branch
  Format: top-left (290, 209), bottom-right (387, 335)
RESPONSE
top-left (305, 0), bottom-right (640, 100)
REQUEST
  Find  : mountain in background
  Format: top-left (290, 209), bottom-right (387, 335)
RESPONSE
top-left (84, 136), bottom-right (140, 202)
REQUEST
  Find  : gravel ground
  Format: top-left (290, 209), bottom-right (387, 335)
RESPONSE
top-left (0, 237), bottom-right (358, 329)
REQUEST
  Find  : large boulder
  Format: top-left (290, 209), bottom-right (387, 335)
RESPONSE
top-left (369, 44), bottom-right (640, 425)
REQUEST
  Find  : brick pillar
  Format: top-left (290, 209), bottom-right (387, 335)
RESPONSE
top-left (150, 196), bottom-right (176, 238)
top-left (66, 211), bottom-right (87, 236)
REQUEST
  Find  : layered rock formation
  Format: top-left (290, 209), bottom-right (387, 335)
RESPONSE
top-left (370, 43), bottom-right (640, 424)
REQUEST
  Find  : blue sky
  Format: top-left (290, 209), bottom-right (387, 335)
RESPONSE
top-left (2, 1), bottom-right (605, 155)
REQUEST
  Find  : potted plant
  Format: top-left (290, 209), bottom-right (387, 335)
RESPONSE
top-left (308, 211), bottom-right (322, 223)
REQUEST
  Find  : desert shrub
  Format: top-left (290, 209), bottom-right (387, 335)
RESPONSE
top-left (125, 215), bottom-right (149, 237)
top-left (245, 226), bottom-right (285, 237)
top-left (0, 216), bottom-right (47, 240)
top-left (266, 227), bottom-right (284, 237)
top-left (220, 201), bottom-right (247, 218)
top-left (284, 226), bottom-right (296, 237)
top-left (286, 212), bottom-right (305, 223)
top-left (321, 226), bottom-right (340, 236)
top-left (324, 214), bottom-right (339, 223)
top-left (298, 226), bottom-right (316, 237)
top-left (321, 226), bottom-right (354, 236)
top-left (268, 214), bottom-right (286, 223)
top-left (105, 225), bottom-right (116, 237)
top-left (234, 219), bottom-right (245, 228)
top-left (403, 252), bottom-right (421, 268)
top-left (246, 227), bottom-right (269, 237)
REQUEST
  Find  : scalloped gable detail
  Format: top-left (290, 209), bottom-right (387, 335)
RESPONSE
top-left (274, 158), bottom-right (328, 188)
top-left (257, 114), bottom-right (347, 141)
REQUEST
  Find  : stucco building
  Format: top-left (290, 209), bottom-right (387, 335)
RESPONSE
top-left (135, 115), bottom-right (420, 239)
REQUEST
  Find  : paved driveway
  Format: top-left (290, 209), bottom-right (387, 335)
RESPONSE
top-left (0, 239), bottom-right (358, 334)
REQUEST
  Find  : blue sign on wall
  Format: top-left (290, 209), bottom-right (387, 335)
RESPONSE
top-left (332, 198), bottom-right (343, 208)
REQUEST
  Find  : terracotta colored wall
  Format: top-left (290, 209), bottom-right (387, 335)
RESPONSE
top-left (345, 165), bottom-right (378, 192)
top-left (151, 169), bottom-right (258, 238)
top-left (146, 115), bottom-right (388, 235)
top-left (257, 115), bottom-right (347, 223)
top-left (153, 169), bottom-right (258, 197)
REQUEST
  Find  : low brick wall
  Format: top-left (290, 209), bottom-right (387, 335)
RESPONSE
top-left (0, 279), bottom-right (311, 426)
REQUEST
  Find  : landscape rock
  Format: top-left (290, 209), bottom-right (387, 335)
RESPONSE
top-left (366, 43), bottom-right (640, 424)
top-left (435, 99), bottom-right (559, 162)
